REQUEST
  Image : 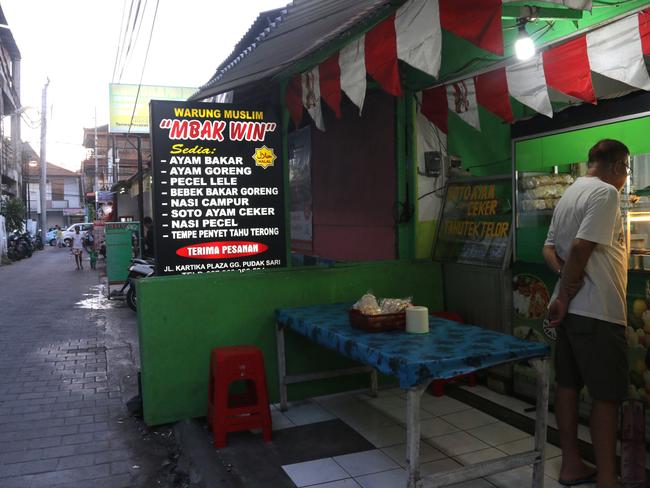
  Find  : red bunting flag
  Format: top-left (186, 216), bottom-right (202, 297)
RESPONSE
top-left (285, 74), bottom-right (303, 128)
top-left (365, 14), bottom-right (402, 97)
top-left (639, 8), bottom-right (650, 55)
top-left (439, 0), bottom-right (503, 56)
top-left (420, 86), bottom-right (448, 133)
top-left (319, 53), bottom-right (342, 118)
top-left (475, 68), bottom-right (513, 123)
top-left (543, 36), bottom-right (596, 104)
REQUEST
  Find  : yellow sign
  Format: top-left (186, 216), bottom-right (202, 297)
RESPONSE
top-left (252, 146), bottom-right (277, 169)
top-left (109, 84), bottom-right (197, 134)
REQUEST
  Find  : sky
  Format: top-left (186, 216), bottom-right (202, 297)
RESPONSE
top-left (2, 0), bottom-right (289, 171)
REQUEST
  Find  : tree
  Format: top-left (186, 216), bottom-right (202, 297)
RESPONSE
top-left (0, 197), bottom-right (26, 233)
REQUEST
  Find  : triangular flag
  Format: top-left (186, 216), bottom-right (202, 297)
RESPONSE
top-left (365, 14), bottom-right (402, 97)
top-left (506, 55), bottom-right (553, 118)
top-left (475, 68), bottom-right (513, 123)
top-left (395, 0), bottom-right (441, 78)
top-left (285, 74), bottom-right (303, 128)
top-left (446, 78), bottom-right (481, 131)
top-left (339, 36), bottom-right (366, 114)
top-left (319, 53), bottom-right (342, 118)
top-left (587, 14), bottom-right (650, 91)
top-left (543, 35), bottom-right (596, 104)
top-left (301, 67), bottom-right (325, 131)
top-left (440, 0), bottom-right (503, 56)
top-left (639, 8), bottom-right (650, 56)
top-left (420, 86), bottom-right (448, 133)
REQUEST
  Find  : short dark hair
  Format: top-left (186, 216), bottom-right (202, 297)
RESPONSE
top-left (587, 139), bottom-right (630, 167)
top-left (143, 216), bottom-right (153, 225)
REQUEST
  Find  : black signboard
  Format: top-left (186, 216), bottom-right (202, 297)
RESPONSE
top-left (433, 175), bottom-right (512, 268)
top-left (149, 100), bottom-right (286, 275)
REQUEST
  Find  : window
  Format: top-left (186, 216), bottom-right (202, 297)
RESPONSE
top-left (51, 178), bottom-right (65, 201)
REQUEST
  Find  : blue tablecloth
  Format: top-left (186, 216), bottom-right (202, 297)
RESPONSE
top-left (276, 303), bottom-right (549, 388)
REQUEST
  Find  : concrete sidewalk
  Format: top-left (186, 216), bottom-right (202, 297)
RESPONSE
top-left (0, 247), bottom-right (186, 488)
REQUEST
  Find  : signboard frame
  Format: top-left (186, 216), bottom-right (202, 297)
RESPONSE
top-left (149, 99), bottom-right (286, 276)
top-left (432, 174), bottom-right (513, 270)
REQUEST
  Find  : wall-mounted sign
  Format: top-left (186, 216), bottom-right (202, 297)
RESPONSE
top-left (150, 100), bottom-right (286, 275)
top-left (433, 176), bottom-right (512, 268)
top-left (109, 84), bottom-right (197, 134)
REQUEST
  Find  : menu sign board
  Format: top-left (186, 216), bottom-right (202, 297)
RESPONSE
top-left (433, 176), bottom-right (512, 267)
top-left (150, 100), bottom-right (286, 275)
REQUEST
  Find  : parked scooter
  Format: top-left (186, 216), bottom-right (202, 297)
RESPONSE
top-left (34, 230), bottom-right (44, 251)
top-left (7, 231), bottom-right (32, 260)
top-left (119, 258), bottom-right (155, 311)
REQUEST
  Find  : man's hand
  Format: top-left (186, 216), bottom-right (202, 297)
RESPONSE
top-left (547, 297), bottom-right (568, 328)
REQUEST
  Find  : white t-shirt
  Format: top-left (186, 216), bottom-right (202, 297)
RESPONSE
top-left (72, 233), bottom-right (84, 250)
top-left (545, 176), bottom-right (627, 326)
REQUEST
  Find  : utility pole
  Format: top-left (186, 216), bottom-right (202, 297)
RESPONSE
top-left (94, 107), bottom-right (99, 218)
top-left (39, 79), bottom-right (49, 239)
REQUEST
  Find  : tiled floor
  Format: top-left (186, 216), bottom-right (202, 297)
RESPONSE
top-left (276, 388), bottom-right (566, 488)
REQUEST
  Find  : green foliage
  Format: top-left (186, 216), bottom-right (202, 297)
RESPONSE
top-left (86, 204), bottom-right (96, 222)
top-left (0, 197), bottom-right (25, 232)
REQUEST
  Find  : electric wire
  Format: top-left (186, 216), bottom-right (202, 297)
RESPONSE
top-left (118, 0), bottom-right (145, 82)
top-left (114, 0), bottom-right (136, 83)
top-left (127, 0), bottom-right (160, 135)
top-left (111, 0), bottom-right (129, 83)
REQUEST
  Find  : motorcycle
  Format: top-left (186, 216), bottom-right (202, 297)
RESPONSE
top-left (118, 258), bottom-right (155, 311)
top-left (6, 232), bottom-right (21, 261)
top-left (34, 230), bottom-right (44, 251)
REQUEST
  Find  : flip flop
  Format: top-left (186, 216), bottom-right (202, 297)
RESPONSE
top-left (558, 472), bottom-right (597, 486)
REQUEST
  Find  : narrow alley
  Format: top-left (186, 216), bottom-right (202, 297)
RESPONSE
top-left (0, 248), bottom-right (184, 488)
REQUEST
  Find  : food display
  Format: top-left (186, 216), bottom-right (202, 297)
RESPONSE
top-left (626, 296), bottom-right (650, 405)
top-left (519, 174), bottom-right (574, 213)
top-left (352, 293), bottom-right (412, 315)
top-left (513, 274), bottom-right (551, 320)
top-left (350, 293), bottom-right (412, 332)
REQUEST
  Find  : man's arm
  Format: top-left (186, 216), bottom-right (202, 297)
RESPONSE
top-left (547, 238), bottom-right (597, 326)
top-left (542, 244), bottom-right (563, 276)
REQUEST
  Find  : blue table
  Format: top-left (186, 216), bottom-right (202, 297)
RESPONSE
top-left (275, 303), bottom-right (550, 488)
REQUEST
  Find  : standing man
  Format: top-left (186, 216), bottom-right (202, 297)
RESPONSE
top-left (543, 139), bottom-right (629, 488)
top-left (143, 216), bottom-right (154, 259)
top-left (71, 226), bottom-right (85, 270)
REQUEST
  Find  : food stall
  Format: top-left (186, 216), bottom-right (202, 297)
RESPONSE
top-left (511, 105), bottom-right (650, 439)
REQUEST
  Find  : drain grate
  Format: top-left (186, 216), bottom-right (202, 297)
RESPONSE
top-left (65, 346), bottom-right (107, 354)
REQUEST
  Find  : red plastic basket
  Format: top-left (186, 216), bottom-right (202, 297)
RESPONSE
top-left (348, 309), bottom-right (406, 332)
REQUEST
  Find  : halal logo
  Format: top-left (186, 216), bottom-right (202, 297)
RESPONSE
top-left (253, 146), bottom-right (276, 169)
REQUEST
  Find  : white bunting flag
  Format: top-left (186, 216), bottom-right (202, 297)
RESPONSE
top-left (587, 14), bottom-right (650, 91)
top-left (339, 37), bottom-right (366, 114)
top-left (395, 0), bottom-right (441, 78)
top-left (506, 55), bottom-right (553, 118)
top-left (301, 67), bottom-right (325, 131)
top-left (446, 78), bottom-right (481, 131)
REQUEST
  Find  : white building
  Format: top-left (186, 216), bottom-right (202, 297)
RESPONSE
top-left (27, 162), bottom-right (84, 230)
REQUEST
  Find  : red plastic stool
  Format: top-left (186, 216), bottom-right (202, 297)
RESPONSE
top-left (207, 345), bottom-right (272, 448)
top-left (430, 312), bottom-right (477, 397)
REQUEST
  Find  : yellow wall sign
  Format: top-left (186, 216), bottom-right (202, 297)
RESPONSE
top-left (109, 84), bottom-right (197, 134)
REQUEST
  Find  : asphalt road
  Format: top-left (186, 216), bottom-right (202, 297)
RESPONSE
top-left (0, 246), bottom-right (187, 488)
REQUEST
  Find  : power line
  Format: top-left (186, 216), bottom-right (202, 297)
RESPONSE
top-left (127, 0), bottom-right (160, 135)
top-left (111, 0), bottom-right (129, 83)
top-left (118, 0), bottom-right (145, 82)
top-left (114, 0), bottom-right (136, 83)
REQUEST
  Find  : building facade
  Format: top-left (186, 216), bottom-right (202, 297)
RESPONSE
top-left (27, 162), bottom-right (83, 230)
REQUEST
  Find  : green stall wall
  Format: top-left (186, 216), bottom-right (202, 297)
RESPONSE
top-left (137, 260), bottom-right (443, 426)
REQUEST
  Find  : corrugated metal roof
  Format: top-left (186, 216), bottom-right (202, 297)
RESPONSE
top-left (0, 6), bottom-right (20, 60)
top-left (190, 0), bottom-right (393, 101)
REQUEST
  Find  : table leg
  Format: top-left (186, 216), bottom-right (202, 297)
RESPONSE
top-left (406, 382), bottom-right (430, 488)
top-left (530, 357), bottom-right (550, 488)
top-left (370, 369), bottom-right (378, 398)
top-left (276, 321), bottom-right (288, 412)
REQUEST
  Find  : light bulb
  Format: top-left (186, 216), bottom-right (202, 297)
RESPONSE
top-left (515, 27), bottom-right (536, 61)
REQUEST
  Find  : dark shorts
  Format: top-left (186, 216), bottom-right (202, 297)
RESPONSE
top-left (555, 313), bottom-right (628, 401)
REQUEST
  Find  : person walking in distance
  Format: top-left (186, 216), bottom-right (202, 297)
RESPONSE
top-left (543, 139), bottom-right (630, 488)
top-left (55, 225), bottom-right (63, 248)
top-left (71, 226), bottom-right (85, 270)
